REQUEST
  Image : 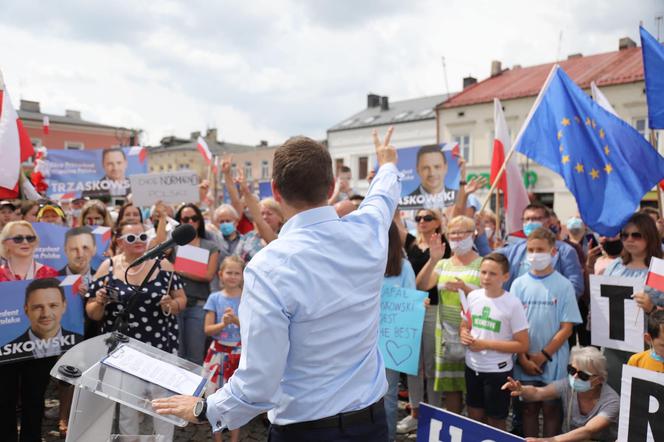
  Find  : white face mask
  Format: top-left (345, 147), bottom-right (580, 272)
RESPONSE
top-left (485, 227), bottom-right (494, 238)
top-left (449, 235), bottom-right (474, 255)
top-left (526, 252), bottom-right (552, 271)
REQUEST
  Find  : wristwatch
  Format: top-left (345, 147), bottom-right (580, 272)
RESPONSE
top-left (193, 399), bottom-right (207, 423)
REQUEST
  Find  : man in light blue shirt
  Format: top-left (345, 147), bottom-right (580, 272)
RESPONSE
top-left (154, 129), bottom-right (400, 441)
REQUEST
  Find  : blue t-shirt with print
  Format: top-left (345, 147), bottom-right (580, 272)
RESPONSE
top-left (204, 291), bottom-right (241, 346)
top-left (512, 270), bottom-right (582, 384)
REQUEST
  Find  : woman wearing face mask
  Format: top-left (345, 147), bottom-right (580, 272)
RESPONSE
top-left (585, 234), bottom-right (623, 275)
top-left (502, 346), bottom-right (619, 442)
top-left (173, 203), bottom-right (220, 365)
top-left (603, 213), bottom-right (663, 393)
top-left (416, 216), bottom-right (481, 418)
top-left (393, 209), bottom-right (450, 435)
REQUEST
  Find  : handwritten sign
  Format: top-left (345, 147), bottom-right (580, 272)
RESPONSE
top-left (379, 285), bottom-right (427, 375)
top-left (590, 275), bottom-right (644, 353)
top-left (130, 171), bottom-right (200, 207)
top-left (417, 403), bottom-right (524, 441)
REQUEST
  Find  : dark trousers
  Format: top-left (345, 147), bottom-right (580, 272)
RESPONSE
top-left (268, 405), bottom-right (388, 442)
top-left (0, 357), bottom-right (57, 442)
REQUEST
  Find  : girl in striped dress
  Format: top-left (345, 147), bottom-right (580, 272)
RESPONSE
top-left (417, 215), bottom-right (481, 414)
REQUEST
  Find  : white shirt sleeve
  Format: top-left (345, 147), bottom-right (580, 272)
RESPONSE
top-left (205, 265), bottom-right (290, 431)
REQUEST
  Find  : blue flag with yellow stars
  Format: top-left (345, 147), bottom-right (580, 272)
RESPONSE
top-left (640, 26), bottom-right (664, 129)
top-left (514, 65), bottom-right (664, 236)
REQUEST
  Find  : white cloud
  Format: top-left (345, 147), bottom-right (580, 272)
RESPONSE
top-left (0, 0), bottom-right (660, 146)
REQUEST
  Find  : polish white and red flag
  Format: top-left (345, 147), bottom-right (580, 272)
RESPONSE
top-left (196, 136), bottom-right (217, 174)
top-left (42, 116), bottom-right (49, 135)
top-left (174, 244), bottom-right (210, 278)
top-left (127, 145), bottom-right (147, 164)
top-left (0, 72), bottom-right (34, 190)
top-left (491, 98), bottom-right (530, 235)
top-left (646, 257), bottom-right (664, 292)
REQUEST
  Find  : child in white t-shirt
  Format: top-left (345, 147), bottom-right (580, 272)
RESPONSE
top-left (460, 253), bottom-right (529, 431)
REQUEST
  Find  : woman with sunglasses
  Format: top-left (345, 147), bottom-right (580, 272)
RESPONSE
top-left (86, 221), bottom-right (186, 441)
top-left (602, 213), bottom-right (663, 393)
top-left (0, 221), bottom-right (58, 281)
top-left (173, 203), bottom-right (220, 365)
top-left (394, 208), bottom-right (451, 435)
top-left (502, 346), bottom-right (619, 442)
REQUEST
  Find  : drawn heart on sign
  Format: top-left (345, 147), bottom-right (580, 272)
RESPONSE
top-left (386, 340), bottom-right (412, 366)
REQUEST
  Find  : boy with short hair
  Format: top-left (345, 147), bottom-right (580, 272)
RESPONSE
top-left (460, 253), bottom-right (529, 431)
top-left (628, 309), bottom-right (664, 372)
top-left (511, 227), bottom-right (582, 438)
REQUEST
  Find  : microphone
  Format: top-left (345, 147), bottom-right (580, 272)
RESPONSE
top-left (127, 223), bottom-right (196, 269)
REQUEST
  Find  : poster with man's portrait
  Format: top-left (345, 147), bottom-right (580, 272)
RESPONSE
top-left (33, 222), bottom-right (110, 272)
top-left (0, 276), bottom-right (84, 364)
top-left (397, 143), bottom-right (462, 210)
top-left (43, 146), bottom-right (147, 200)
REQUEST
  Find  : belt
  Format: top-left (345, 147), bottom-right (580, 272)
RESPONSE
top-left (271, 399), bottom-right (384, 431)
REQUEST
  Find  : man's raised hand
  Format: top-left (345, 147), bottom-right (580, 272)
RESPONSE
top-left (373, 126), bottom-right (397, 167)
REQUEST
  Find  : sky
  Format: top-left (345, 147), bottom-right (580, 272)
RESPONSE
top-left (0, 0), bottom-right (662, 147)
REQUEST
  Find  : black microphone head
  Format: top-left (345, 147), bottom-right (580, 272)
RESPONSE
top-left (172, 223), bottom-right (197, 245)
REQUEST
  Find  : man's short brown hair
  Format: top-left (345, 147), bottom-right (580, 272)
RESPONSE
top-left (272, 137), bottom-right (334, 207)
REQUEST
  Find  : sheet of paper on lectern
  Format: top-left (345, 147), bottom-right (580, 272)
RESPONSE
top-left (102, 344), bottom-right (206, 396)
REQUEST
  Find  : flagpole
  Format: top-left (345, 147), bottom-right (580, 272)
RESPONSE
top-left (651, 131), bottom-right (663, 218)
top-left (480, 64), bottom-right (560, 213)
top-left (495, 190), bottom-right (501, 240)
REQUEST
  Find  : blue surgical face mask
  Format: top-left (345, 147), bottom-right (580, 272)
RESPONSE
top-left (568, 374), bottom-right (592, 392)
top-left (220, 222), bottom-right (236, 236)
top-left (523, 221), bottom-right (543, 237)
top-left (651, 350), bottom-right (664, 363)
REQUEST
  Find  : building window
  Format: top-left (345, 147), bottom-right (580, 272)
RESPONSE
top-left (159, 166), bottom-right (164, 172)
top-left (335, 158), bottom-right (344, 175)
top-left (453, 135), bottom-right (471, 161)
top-left (231, 163), bottom-right (237, 178)
top-left (244, 161), bottom-right (252, 180)
top-left (261, 160), bottom-right (269, 180)
top-left (633, 118), bottom-right (648, 138)
top-left (179, 163), bottom-right (189, 170)
top-left (358, 156), bottom-right (368, 180)
top-left (64, 141), bottom-right (84, 150)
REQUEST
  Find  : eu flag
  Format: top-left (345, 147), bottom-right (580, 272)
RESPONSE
top-left (514, 65), bottom-right (664, 236)
top-left (640, 26), bottom-right (664, 129)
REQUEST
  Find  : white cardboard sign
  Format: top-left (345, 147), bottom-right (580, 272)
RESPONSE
top-left (618, 364), bottom-right (664, 441)
top-left (129, 171), bottom-right (200, 207)
top-left (590, 275), bottom-right (644, 353)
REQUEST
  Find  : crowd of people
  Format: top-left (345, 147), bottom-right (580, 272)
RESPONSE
top-left (0, 138), bottom-right (663, 441)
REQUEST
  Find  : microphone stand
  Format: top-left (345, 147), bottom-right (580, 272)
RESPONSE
top-left (100, 252), bottom-right (168, 435)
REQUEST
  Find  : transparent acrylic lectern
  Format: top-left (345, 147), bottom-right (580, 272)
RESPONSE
top-left (51, 332), bottom-right (209, 442)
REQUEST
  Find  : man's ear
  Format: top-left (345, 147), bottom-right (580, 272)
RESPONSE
top-left (327, 181), bottom-right (335, 199)
top-left (271, 181), bottom-right (282, 204)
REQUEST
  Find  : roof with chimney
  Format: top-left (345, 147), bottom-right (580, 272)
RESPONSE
top-left (440, 38), bottom-right (644, 109)
top-left (17, 100), bottom-right (128, 130)
top-left (147, 130), bottom-right (272, 154)
top-left (328, 93), bottom-right (456, 132)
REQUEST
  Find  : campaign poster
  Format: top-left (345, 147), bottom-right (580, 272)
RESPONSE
top-left (33, 222), bottom-right (111, 272)
top-left (397, 143), bottom-right (462, 210)
top-left (379, 285), bottom-right (427, 376)
top-left (618, 364), bottom-right (664, 441)
top-left (0, 276), bottom-right (84, 364)
top-left (417, 403), bottom-right (524, 441)
top-left (43, 146), bottom-right (147, 200)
